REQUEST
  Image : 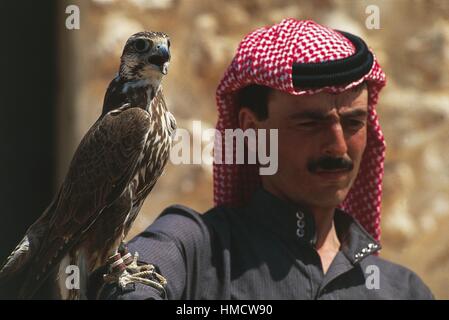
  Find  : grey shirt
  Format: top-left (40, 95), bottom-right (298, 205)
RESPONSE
top-left (100, 187), bottom-right (434, 300)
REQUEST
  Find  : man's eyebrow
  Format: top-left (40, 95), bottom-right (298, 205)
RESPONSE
top-left (290, 110), bottom-right (328, 120)
top-left (290, 108), bottom-right (368, 120)
top-left (340, 109), bottom-right (368, 118)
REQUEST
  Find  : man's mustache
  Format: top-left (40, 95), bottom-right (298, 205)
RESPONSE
top-left (307, 156), bottom-right (354, 173)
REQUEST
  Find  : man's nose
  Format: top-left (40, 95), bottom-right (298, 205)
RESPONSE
top-left (321, 123), bottom-right (348, 157)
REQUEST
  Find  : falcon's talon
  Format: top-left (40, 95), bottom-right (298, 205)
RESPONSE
top-left (103, 269), bottom-right (136, 289)
top-left (124, 251), bottom-right (152, 274)
top-left (103, 261), bottom-right (167, 294)
top-left (126, 261), bottom-right (155, 274)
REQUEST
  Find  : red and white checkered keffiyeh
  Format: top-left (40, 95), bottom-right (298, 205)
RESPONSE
top-left (213, 19), bottom-right (386, 241)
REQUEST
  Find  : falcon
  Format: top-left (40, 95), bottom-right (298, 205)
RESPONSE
top-left (0, 31), bottom-right (176, 299)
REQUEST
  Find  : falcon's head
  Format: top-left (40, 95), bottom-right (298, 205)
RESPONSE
top-left (119, 31), bottom-right (171, 80)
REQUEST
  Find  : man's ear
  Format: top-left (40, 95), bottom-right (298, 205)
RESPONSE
top-left (238, 107), bottom-right (261, 154)
top-left (238, 107), bottom-right (259, 131)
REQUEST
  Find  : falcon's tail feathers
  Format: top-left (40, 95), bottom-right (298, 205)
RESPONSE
top-left (0, 192), bottom-right (59, 299)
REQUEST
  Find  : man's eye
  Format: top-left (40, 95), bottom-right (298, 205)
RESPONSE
top-left (344, 119), bottom-right (365, 128)
top-left (298, 121), bottom-right (318, 127)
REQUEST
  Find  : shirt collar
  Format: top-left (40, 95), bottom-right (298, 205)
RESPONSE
top-left (244, 187), bottom-right (381, 264)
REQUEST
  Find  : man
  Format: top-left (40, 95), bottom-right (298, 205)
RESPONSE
top-left (100, 19), bottom-right (433, 299)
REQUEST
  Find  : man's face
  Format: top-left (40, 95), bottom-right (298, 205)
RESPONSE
top-left (244, 85), bottom-right (369, 211)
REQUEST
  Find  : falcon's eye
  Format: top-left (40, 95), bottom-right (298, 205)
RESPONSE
top-left (134, 39), bottom-right (151, 52)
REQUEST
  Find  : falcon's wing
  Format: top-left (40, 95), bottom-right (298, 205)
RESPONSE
top-left (3, 105), bottom-right (152, 298)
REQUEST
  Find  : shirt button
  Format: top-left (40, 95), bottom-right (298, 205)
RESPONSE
top-left (296, 211), bottom-right (305, 238)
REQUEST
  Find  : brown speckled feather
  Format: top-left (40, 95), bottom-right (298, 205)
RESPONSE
top-left (18, 106), bottom-right (152, 298)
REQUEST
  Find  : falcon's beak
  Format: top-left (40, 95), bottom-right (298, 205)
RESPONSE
top-left (148, 44), bottom-right (170, 75)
